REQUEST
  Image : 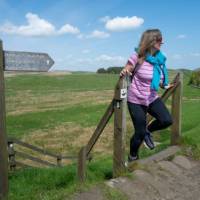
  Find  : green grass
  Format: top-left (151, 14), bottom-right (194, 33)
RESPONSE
top-left (7, 103), bottom-right (109, 138)
top-left (5, 73), bottom-right (119, 95)
top-left (9, 156), bottom-right (113, 200)
top-left (6, 72), bottom-right (200, 199)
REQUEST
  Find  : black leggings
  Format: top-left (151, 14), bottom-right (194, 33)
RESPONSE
top-left (127, 97), bottom-right (173, 156)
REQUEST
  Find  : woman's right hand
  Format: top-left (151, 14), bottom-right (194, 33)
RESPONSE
top-left (120, 68), bottom-right (132, 77)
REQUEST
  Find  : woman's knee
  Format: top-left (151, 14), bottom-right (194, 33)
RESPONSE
top-left (134, 130), bottom-right (146, 140)
top-left (160, 116), bottom-right (173, 127)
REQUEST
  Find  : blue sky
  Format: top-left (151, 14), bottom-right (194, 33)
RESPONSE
top-left (0, 0), bottom-right (200, 71)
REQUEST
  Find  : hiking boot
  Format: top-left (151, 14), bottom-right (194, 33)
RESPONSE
top-left (125, 154), bottom-right (139, 167)
top-left (128, 154), bottom-right (139, 162)
top-left (144, 131), bottom-right (155, 150)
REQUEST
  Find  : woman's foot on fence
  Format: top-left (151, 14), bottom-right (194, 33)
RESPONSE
top-left (144, 131), bottom-right (155, 150)
top-left (125, 154), bottom-right (139, 167)
top-left (128, 154), bottom-right (139, 162)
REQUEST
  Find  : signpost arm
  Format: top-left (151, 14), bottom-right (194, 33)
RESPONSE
top-left (0, 40), bottom-right (8, 200)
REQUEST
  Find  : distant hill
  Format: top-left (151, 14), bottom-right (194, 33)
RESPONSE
top-left (194, 67), bottom-right (200, 71)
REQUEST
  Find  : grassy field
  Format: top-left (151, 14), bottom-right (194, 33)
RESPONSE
top-left (6, 70), bottom-right (200, 199)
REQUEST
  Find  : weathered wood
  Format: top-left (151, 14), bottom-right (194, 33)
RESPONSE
top-left (7, 138), bottom-right (78, 168)
top-left (127, 146), bottom-right (181, 170)
top-left (171, 72), bottom-right (183, 145)
top-left (8, 142), bottom-right (16, 170)
top-left (8, 138), bottom-right (60, 159)
top-left (57, 155), bottom-right (62, 167)
top-left (0, 40), bottom-right (8, 200)
top-left (61, 155), bottom-right (77, 160)
top-left (15, 161), bottom-right (32, 168)
top-left (15, 151), bottom-right (57, 167)
top-left (4, 51), bottom-right (54, 71)
top-left (77, 99), bottom-right (114, 182)
top-left (78, 146), bottom-right (87, 182)
top-left (113, 77), bottom-right (127, 177)
top-left (85, 99), bottom-right (114, 156)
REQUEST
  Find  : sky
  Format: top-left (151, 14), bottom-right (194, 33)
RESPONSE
top-left (0, 0), bottom-right (200, 72)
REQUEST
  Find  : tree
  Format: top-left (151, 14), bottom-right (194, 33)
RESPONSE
top-left (97, 68), bottom-right (106, 73)
top-left (188, 69), bottom-right (200, 86)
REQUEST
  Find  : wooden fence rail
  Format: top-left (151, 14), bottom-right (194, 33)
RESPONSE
top-left (7, 138), bottom-right (77, 170)
top-left (78, 72), bottom-right (183, 181)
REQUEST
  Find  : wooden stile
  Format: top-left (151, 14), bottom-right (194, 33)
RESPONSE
top-left (77, 72), bottom-right (183, 182)
top-left (113, 77), bottom-right (127, 177)
top-left (78, 146), bottom-right (87, 182)
top-left (85, 99), bottom-right (114, 156)
top-left (171, 73), bottom-right (183, 145)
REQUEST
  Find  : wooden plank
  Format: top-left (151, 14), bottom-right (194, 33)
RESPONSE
top-left (8, 138), bottom-right (59, 158)
top-left (15, 151), bottom-right (57, 167)
top-left (171, 73), bottom-right (183, 145)
top-left (56, 155), bottom-right (62, 167)
top-left (0, 40), bottom-right (8, 200)
top-left (85, 99), bottom-right (114, 156)
top-left (15, 161), bottom-right (32, 169)
top-left (127, 146), bottom-right (181, 170)
top-left (161, 73), bottom-right (180, 102)
top-left (4, 50), bottom-right (54, 72)
top-left (113, 78), bottom-right (127, 177)
top-left (8, 143), bottom-right (16, 170)
top-left (77, 146), bottom-right (87, 182)
top-left (61, 155), bottom-right (77, 160)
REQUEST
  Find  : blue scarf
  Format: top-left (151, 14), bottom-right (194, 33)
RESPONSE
top-left (135, 48), bottom-right (169, 91)
top-left (146, 51), bottom-right (169, 91)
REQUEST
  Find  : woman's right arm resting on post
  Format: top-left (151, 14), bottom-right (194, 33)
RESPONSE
top-left (120, 61), bottom-right (135, 77)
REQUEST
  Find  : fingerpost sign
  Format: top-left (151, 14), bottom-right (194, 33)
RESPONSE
top-left (0, 40), bottom-right (54, 200)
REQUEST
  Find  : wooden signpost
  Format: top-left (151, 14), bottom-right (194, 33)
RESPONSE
top-left (0, 40), bottom-right (54, 200)
top-left (4, 51), bottom-right (54, 72)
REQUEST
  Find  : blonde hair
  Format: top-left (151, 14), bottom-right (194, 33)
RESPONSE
top-left (137, 29), bottom-right (162, 64)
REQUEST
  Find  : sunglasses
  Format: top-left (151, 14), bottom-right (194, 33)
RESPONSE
top-left (156, 38), bottom-right (163, 44)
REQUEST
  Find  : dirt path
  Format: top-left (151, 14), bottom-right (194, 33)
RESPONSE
top-left (71, 147), bottom-right (200, 200)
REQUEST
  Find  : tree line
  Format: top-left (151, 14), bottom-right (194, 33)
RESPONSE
top-left (188, 69), bottom-right (200, 87)
top-left (97, 66), bottom-right (200, 87)
top-left (96, 67), bottom-right (123, 74)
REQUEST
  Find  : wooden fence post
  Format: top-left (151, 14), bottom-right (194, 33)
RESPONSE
top-left (8, 142), bottom-right (16, 170)
top-left (0, 40), bottom-right (8, 200)
top-left (77, 146), bottom-right (87, 182)
top-left (57, 155), bottom-right (62, 167)
top-left (113, 77), bottom-right (127, 177)
top-left (171, 72), bottom-right (183, 145)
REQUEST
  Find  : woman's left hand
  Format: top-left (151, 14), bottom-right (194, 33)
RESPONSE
top-left (164, 83), bottom-right (174, 89)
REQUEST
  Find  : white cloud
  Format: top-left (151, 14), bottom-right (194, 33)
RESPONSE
top-left (0, 12), bottom-right (80, 36)
top-left (105, 16), bottom-right (144, 32)
top-left (177, 34), bottom-right (186, 39)
top-left (95, 54), bottom-right (125, 62)
top-left (87, 30), bottom-right (110, 39)
top-left (66, 54), bottom-right (126, 69)
top-left (99, 16), bottom-right (110, 23)
top-left (82, 49), bottom-right (90, 54)
top-left (190, 52), bottom-right (200, 57)
top-left (172, 54), bottom-right (182, 60)
top-left (58, 24), bottom-right (80, 35)
top-left (77, 34), bottom-right (84, 39)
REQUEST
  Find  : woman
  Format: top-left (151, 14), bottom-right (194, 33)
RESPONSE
top-left (120, 29), bottom-right (174, 162)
